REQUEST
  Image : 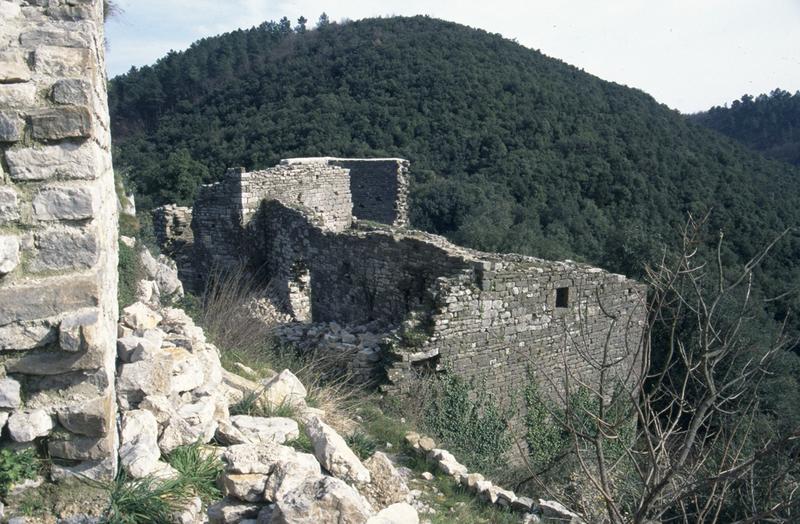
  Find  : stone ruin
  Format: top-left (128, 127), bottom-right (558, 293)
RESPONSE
top-left (156, 158), bottom-right (648, 405)
top-left (0, 0), bottom-right (118, 479)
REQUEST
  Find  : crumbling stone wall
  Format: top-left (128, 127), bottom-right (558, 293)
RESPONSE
top-left (0, 0), bottom-right (118, 479)
top-left (181, 159), bottom-right (646, 404)
top-left (388, 257), bottom-right (646, 404)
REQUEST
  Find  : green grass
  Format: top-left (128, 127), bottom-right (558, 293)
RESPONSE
top-left (117, 240), bottom-right (144, 310)
top-left (165, 442), bottom-right (224, 504)
top-left (345, 431), bottom-right (377, 460)
top-left (286, 427), bottom-right (315, 454)
top-left (229, 390), bottom-right (298, 419)
top-left (98, 471), bottom-right (190, 524)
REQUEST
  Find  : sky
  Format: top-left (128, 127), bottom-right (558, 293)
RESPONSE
top-left (105, 0), bottom-right (800, 114)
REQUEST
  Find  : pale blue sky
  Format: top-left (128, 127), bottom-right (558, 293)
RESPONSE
top-left (105, 0), bottom-right (800, 113)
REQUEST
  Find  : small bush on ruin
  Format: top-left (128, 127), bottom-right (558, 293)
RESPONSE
top-left (0, 447), bottom-right (40, 498)
top-left (423, 373), bottom-right (511, 471)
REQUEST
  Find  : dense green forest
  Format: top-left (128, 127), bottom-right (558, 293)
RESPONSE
top-left (109, 14), bottom-right (800, 323)
top-left (691, 89), bottom-right (800, 166)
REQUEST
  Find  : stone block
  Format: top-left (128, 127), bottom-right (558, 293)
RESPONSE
top-left (56, 392), bottom-right (114, 437)
top-left (0, 321), bottom-right (57, 350)
top-left (0, 276), bottom-right (98, 325)
top-left (0, 235), bottom-right (20, 275)
top-left (30, 227), bottom-right (98, 272)
top-left (48, 432), bottom-right (115, 460)
top-left (59, 308), bottom-right (101, 352)
top-left (46, 5), bottom-right (94, 21)
top-left (0, 112), bottom-right (23, 142)
top-left (51, 79), bottom-right (91, 105)
top-left (8, 409), bottom-right (53, 442)
top-left (19, 26), bottom-right (92, 48)
top-left (0, 83), bottom-right (37, 108)
top-left (0, 0), bottom-right (21, 18)
top-left (29, 106), bottom-right (92, 140)
top-left (33, 186), bottom-right (97, 221)
top-left (0, 187), bottom-right (19, 223)
top-left (0, 377), bottom-right (21, 409)
top-left (5, 141), bottom-right (102, 180)
top-left (33, 46), bottom-right (92, 77)
top-left (0, 51), bottom-right (31, 82)
top-left (7, 345), bottom-right (107, 375)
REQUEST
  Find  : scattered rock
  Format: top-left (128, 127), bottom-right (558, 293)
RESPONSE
top-left (120, 302), bottom-right (162, 331)
top-left (261, 369), bottom-right (307, 408)
top-left (366, 502), bottom-right (419, 524)
top-left (227, 415), bottom-right (299, 445)
top-left (207, 497), bottom-right (262, 524)
top-left (271, 475), bottom-right (373, 524)
top-left (363, 451), bottom-right (410, 507)
top-left (118, 409), bottom-right (161, 478)
top-left (306, 416), bottom-right (370, 485)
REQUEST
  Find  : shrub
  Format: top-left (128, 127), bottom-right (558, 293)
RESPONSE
top-left (523, 379), bottom-right (566, 470)
top-left (423, 373), bottom-right (511, 471)
top-left (117, 240), bottom-right (143, 310)
top-left (0, 447), bottom-right (39, 497)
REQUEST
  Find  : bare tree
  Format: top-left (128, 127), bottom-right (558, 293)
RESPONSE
top-left (525, 213), bottom-right (800, 523)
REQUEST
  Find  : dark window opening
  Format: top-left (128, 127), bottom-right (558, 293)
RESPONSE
top-left (556, 287), bottom-right (569, 308)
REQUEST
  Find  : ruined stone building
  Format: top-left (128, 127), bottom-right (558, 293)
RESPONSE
top-left (156, 158), bottom-right (647, 404)
top-left (0, 0), bottom-right (119, 478)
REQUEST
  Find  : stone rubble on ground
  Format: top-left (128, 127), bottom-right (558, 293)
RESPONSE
top-left (405, 431), bottom-right (583, 523)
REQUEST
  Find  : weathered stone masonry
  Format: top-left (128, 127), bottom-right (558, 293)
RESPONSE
top-left (162, 158), bottom-right (646, 405)
top-left (0, 0), bottom-right (118, 478)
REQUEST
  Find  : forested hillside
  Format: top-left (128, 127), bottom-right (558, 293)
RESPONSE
top-left (109, 15), bottom-right (800, 328)
top-left (691, 89), bottom-right (800, 166)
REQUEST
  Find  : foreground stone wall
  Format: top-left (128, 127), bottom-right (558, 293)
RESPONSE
top-left (0, 0), bottom-right (118, 479)
top-left (181, 160), bottom-right (646, 404)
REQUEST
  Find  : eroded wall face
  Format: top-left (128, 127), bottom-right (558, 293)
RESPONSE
top-left (190, 165), bottom-right (353, 290)
top-left (252, 201), bottom-right (472, 324)
top-left (329, 159), bottom-right (409, 227)
top-left (414, 263), bottom-right (647, 406)
top-left (0, 0), bottom-right (118, 479)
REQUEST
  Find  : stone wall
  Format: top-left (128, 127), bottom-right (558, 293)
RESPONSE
top-left (0, 0), bottom-right (118, 479)
top-left (282, 157), bottom-right (409, 227)
top-left (181, 160), bottom-right (646, 405)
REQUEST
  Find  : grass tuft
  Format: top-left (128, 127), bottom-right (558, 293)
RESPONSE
top-left (345, 431), bottom-right (377, 460)
top-left (165, 442), bottom-right (223, 504)
top-left (97, 471), bottom-right (190, 524)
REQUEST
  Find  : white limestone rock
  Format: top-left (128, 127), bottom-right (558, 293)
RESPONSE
top-left (306, 415), bottom-right (371, 484)
top-left (362, 451), bottom-right (410, 508)
top-left (538, 499), bottom-right (584, 523)
top-left (117, 357), bottom-right (172, 410)
top-left (261, 369), bottom-right (307, 408)
top-left (228, 415), bottom-right (299, 445)
top-left (271, 475), bottom-right (373, 524)
top-left (221, 472), bottom-right (268, 503)
top-left (119, 409), bottom-right (161, 478)
top-left (0, 235), bottom-right (20, 275)
top-left (366, 503), bottom-right (419, 524)
top-left (0, 377), bottom-right (21, 409)
top-left (8, 410), bottom-right (53, 442)
top-left (121, 302), bottom-right (162, 331)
